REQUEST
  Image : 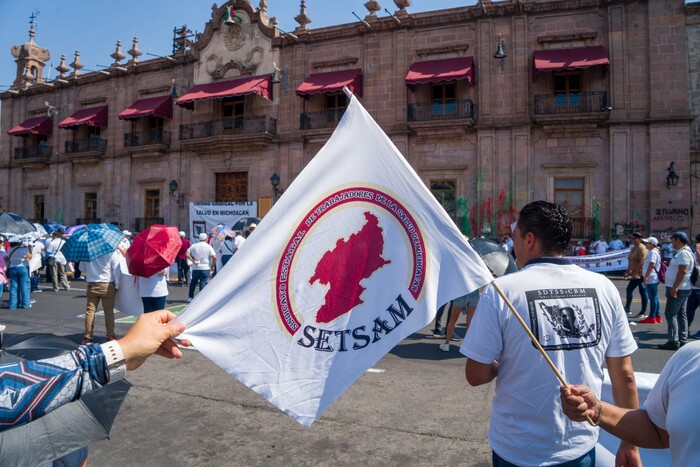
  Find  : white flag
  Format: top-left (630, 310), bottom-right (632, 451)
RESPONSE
top-left (176, 94), bottom-right (493, 427)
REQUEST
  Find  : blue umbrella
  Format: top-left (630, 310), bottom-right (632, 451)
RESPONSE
top-left (60, 223), bottom-right (124, 262)
top-left (44, 222), bottom-right (67, 234)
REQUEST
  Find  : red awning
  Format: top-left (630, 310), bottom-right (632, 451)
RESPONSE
top-left (296, 69), bottom-right (363, 97)
top-left (533, 46), bottom-right (609, 74)
top-left (118, 96), bottom-right (173, 120)
top-left (58, 106), bottom-right (109, 128)
top-left (176, 75), bottom-right (272, 109)
top-left (405, 57), bottom-right (475, 86)
top-left (7, 116), bottom-right (53, 136)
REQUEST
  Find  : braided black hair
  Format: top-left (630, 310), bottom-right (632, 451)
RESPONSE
top-left (516, 201), bottom-right (572, 255)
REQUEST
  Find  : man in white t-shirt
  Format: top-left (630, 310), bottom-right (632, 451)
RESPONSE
top-left (590, 235), bottom-right (609, 255)
top-left (83, 250), bottom-right (122, 344)
top-left (462, 201), bottom-right (640, 467)
top-left (660, 231), bottom-right (694, 350)
top-left (46, 230), bottom-right (71, 292)
top-left (186, 233), bottom-right (216, 303)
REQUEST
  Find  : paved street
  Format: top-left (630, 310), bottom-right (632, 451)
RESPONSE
top-left (0, 274), bottom-right (684, 466)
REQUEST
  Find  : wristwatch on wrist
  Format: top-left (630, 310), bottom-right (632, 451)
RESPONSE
top-left (101, 340), bottom-right (126, 383)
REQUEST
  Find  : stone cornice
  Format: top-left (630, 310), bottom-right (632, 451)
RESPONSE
top-left (415, 45), bottom-right (469, 57)
top-left (537, 32), bottom-right (598, 44)
top-left (311, 57), bottom-right (359, 70)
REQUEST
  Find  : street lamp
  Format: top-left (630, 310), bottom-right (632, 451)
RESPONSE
top-left (169, 179), bottom-right (185, 208)
top-left (666, 162), bottom-right (679, 189)
top-left (270, 173), bottom-right (284, 201)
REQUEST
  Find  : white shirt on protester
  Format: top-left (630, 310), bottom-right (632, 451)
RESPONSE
top-left (609, 239), bottom-right (624, 250)
top-left (643, 248), bottom-right (661, 285)
top-left (85, 250), bottom-right (122, 288)
top-left (644, 341), bottom-right (700, 467)
top-left (665, 246), bottom-right (694, 290)
top-left (187, 241), bottom-right (216, 270)
top-left (138, 268), bottom-right (169, 298)
top-left (46, 237), bottom-right (68, 266)
top-left (460, 258), bottom-right (637, 467)
top-left (234, 235), bottom-right (245, 250)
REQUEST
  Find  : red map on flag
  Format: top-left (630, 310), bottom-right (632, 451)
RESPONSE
top-left (309, 211), bottom-right (391, 323)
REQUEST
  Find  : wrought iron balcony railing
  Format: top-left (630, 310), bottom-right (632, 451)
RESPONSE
top-left (570, 217), bottom-right (595, 239)
top-left (300, 109), bottom-right (347, 130)
top-left (64, 137), bottom-right (107, 154)
top-left (135, 217), bottom-right (164, 231)
top-left (14, 145), bottom-right (52, 160)
top-left (124, 130), bottom-right (171, 148)
top-left (534, 91), bottom-right (608, 115)
top-left (407, 99), bottom-right (475, 122)
top-left (179, 116), bottom-right (277, 141)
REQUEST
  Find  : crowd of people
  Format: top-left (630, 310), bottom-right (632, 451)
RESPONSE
top-left (3, 208), bottom-right (700, 465)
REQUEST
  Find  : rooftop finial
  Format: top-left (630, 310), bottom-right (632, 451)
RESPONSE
top-left (127, 37), bottom-right (143, 64)
top-left (111, 40), bottom-right (126, 65)
top-left (294, 0), bottom-right (311, 31)
top-left (70, 50), bottom-right (84, 77)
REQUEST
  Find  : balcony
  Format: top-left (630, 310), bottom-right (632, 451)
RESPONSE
top-left (124, 130), bottom-right (172, 148)
top-left (570, 217), bottom-right (596, 240)
top-left (179, 116), bottom-right (276, 152)
top-left (135, 217), bottom-right (164, 231)
top-left (13, 144), bottom-right (52, 162)
top-left (407, 99), bottom-right (475, 123)
top-left (64, 137), bottom-right (107, 163)
top-left (534, 91), bottom-right (608, 116)
top-left (300, 110), bottom-right (346, 131)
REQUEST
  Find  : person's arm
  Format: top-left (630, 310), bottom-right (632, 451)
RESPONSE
top-left (670, 264), bottom-right (688, 298)
top-left (643, 259), bottom-right (655, 284)
top-left (465, 359), bottom-right (499, 386)
top-left (561, 385), bottom-right (669, 449)
top-left (606, 355), bottom-right (642, 467)
top-left (0, 310), bottom-right (188, 432)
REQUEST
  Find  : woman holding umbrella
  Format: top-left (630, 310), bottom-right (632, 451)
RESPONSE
top-left (138, 267), bottom-right (170, 313)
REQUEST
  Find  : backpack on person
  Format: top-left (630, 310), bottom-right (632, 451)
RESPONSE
top-left (657, 260), bottom-right (667, 284)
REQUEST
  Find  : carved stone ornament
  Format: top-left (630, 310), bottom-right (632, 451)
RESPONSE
top-left (394, 0), bottom-right (410, 10)
top-left (223, 11), bottom-right (250, 51)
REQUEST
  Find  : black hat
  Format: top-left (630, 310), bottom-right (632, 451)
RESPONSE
top-left (631, 232), bottom-right (643, 239)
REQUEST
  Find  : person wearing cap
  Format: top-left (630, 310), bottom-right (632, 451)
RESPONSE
top-left (641, 237), bottom-right (662, 324)
top-left (118, 230), bottom-right (132, 255)
top-left (175, 231), bottom-right (191, 287)
top-left (623, 232), bottom-right (648, 318)
top-left (185, 233), bottom-right (216, 303)
top-left (660, 232), bottom-right (693, 350)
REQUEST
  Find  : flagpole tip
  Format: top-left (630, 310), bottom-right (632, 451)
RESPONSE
top-left (342, 85), bottom-right (353, 99)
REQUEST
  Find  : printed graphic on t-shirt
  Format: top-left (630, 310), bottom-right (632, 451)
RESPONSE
top-left (526, 288), bottom-right (601, 351)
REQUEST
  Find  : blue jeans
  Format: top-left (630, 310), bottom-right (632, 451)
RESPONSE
top-left (189, 269), bottom-right (210, 299)
top-left (141, 296), bottom-right (167, 313)
top-left (665, 288), bottom-right (691, 345)
top-left (646, 283), bottom-right (660, 318)
top-left (625, 278), bottom-right (647, 314)
top-left (9, 266), bottom-right (31, 309)
top-left (492, 449), bottom-right (595, 467)
top-left (30, 271), bottom-right (39, 291)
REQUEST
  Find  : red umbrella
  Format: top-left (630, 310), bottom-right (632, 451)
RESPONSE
top-left (126, 224), bottom-right (182, 278)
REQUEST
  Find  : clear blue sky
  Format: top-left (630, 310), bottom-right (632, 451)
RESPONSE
top-left (0, 0), bottom-right (474, 90)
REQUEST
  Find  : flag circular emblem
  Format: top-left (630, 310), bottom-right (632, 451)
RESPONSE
top-left (275, 187), bottom-right (427, 336)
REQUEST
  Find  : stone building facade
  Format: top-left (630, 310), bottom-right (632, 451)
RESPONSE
top-left (0, 0), bottom-right (696, 239)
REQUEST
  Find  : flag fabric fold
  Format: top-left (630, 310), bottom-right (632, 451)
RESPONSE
top-left (176, 94), bottom-right (494, 427)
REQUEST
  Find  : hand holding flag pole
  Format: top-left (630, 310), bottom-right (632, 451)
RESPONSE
top-left (491, 282), bottom-right (596, 426)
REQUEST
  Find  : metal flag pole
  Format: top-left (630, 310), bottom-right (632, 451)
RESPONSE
top-left (491, 281), bottom-right (596, 426)
top-left (342, 85), bottom-right (353, 99)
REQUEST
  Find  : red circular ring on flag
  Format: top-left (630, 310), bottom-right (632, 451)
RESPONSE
top-left (275, 187), bottom-right (426, 336)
